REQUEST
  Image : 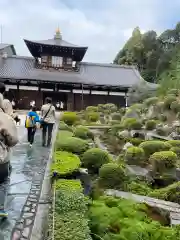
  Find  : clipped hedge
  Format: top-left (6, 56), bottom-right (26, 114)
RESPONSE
top-left (73, 126), bottom-right (93, 139)
top-left (122, 118), bottom-right (142, 130)
top-left (55, 179), bottom-right (82, 191)
top-left (82, 148), bottom-right (112, 173)
top-left (139, 141), bottom-right (171, 157)
top-left (85, 111), bottom-right (99, 122)
top-left (61, 112), bottom-right (79, 125)
top-left (125, 146), bottom-right (145, 165)
top-left (170, 101), bottom-right (180, 113)
top-left (99, 163), bottom-right (127, 189)
top-left (163, 95), bottom-right (176, 110)
top-left (167, 140), bottom-right (180, 147)
top-left (170, 147), bottom-right (180, 157)
top-left (59, 121), bottom-right (73, 131)
top-left (54, 180), bottom-right (92, 240)
top-left (86, 106), bottom-right (98, 112)
top-left (51, 151), bottom-right (81, 176)
top-left (145, 120), bottom-right (156, 130)
top-left (149, 151), bottom-right (177, 175)
top-left (56, 136), bottom-right (89, 155)
top-left (143, 97), bottom-right (158, 106)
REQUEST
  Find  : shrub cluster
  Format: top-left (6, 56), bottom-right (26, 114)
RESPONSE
top-left (85, 111), bottom-right (99, 122)
top-left (111, 112), bottom-right (121, 121)
top-left (139, 141), bottom-right (171, 157)
top-left (59, 121), bottom-right (72, 131)
top-left (73, 126), bottom-right (93, 139)
top-left (122, 118), bottom-right (142, 130)
top-left (149, 151), bottom-right (177, 176)
top-left (145, 120), bottom-right (156, 130)
top-left (61, 112), bottom-right (79, 125)
top-left (98, 163), bottom-right (127, 189)
top-left (82, 148), bottom-right (112, 173)
top-left (167, 140), bottom-right (180, 147)
top-left (167, 88), bottom-right (179, 96)
top-left (51, 151), bottom-right (81, 176)
top-left (125, 146), bottom-right (145, 165)
top-left (56, 136), bottom-right (89, 155)
top-left (170, 101), bottom-right (180, 113)
top-left (143, 97), bottom-right (158, 106)
top-left (163, 95), bottom-right (177, 110)
top-left (86, 106), bottom-right (98, 112)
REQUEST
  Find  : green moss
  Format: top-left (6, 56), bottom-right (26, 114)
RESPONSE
top-left (51, 151), bottom-right (81, 176)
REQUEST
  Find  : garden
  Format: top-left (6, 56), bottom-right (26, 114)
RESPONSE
top-left (47, 90), bottom-right (180, 240)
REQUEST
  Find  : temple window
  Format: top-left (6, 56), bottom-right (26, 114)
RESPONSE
top-left (52, 56), bottom-right (63, 67)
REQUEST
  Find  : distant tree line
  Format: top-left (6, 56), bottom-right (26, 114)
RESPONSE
top-left (114, 23), bottom-right (180, 84)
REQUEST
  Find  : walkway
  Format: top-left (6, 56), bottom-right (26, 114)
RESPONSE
top-left (0, 117), bottom-right (53, 240)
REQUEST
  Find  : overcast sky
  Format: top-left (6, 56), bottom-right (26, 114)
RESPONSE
top-left (0, 0), bottom-right (180, 63)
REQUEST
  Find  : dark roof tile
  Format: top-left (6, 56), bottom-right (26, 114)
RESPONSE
top-left (0, 56), bottom-right (142, 87)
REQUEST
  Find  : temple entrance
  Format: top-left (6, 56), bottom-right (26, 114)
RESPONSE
top-left (42, 91), bottom-right (67, 110)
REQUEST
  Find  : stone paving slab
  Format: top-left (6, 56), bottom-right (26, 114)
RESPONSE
top-left (0, 121), bottom-right (53, 239)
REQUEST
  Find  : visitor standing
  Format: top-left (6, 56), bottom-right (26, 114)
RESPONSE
top-left (40, 97), bottom-right (55, 147)
top-left (0, 94), bottom-right (18, 217)
top-left (25, 106), bottom-right (40, 147)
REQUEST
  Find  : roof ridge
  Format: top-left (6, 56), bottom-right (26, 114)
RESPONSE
top-left (81, 62), bottom-right (137, 69)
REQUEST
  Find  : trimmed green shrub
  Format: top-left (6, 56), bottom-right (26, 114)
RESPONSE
top-left (139, 141), bottom-right (171, 157)
top-left (85, 111), bottom-right (99, 122)
top-left (51, 151), bottom-right (81, 176)
top-left (167, 140), bottom-right (180, 147)
top-left (55, 179), bottom-right (82, 191)
top-left (111, 112), bottom-right (121, 121)
top-left (73, 126), bottom-right (93, 139)
top-left (127, 181), bottom-right (152, 195)
top-left (129, 103), bottom-right (143, 110)
top-left (149, 182), bottom-right (180, 204)
top-left (104, 103), bottom-right (117, 113)
top-left (145, 120), bottom-right (156, 130)
top-left (56, 137), bottom-right (89, 155)
top-left (61, 112), bottom-right (79, 125)
top-left (170, 147), bottom-right (180, 157)
top-left (170, 101), bottom-right (180, 113)
top-left (122, 118), bottom-right (142, 130)
top-left (99, 163), bottom-right (127, 189)
top-left (125, 146), bottom-right (145, 165)
top-left (82, 148), bottom-right (112, 173)
top-left (143, 97), bottom-right (158, 106)
top-left (86, 106), bottom-right (98, 112)
top-left (59, 121), bottom-right (73, 131)
top-left (119, 107), bottom-right (126, 115)
top-left (149, 151), bottom-right (177, 175)
top-left (128, 138), bottom-right (144, 146)
top-left (158, 114), bottom-right (167, 122)
top-left (163, 95), bottom-right (176, 109)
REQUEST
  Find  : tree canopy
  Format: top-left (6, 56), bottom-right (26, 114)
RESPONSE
top-left (114, 22), bottom-right (180, 84)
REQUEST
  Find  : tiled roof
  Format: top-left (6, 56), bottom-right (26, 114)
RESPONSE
top-left (0, 55), bottom-right (143, 87)
top-left (24, 38), bottom-right (86, 48)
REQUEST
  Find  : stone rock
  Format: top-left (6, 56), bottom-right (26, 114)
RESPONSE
top-left (169, 132), bottom-right (180, 140)
top-left (123, 142), bottom-right (133, 151)
top-left (172, 121), bottom-right (180, 128)
top-left (130, 130), bottom-right (145, 139)
top-left (124, 109), bottom-right (139, 119)
top-left (118, 130), bottom-right (130, 138)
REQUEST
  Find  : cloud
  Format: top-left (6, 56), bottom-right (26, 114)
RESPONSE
top-left (0, 0), bottom-right (179, 63)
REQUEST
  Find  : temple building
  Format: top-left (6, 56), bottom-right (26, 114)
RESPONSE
top-left (0, 28), bottom-right (146, 110)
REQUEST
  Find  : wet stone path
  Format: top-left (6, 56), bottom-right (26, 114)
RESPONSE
top-left (0, 122), bottom-right (52, 240)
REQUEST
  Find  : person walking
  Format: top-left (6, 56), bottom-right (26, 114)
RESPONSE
top-left (41, 97), bottom-right (55, 147)
top-left (0, 96), bottom-right (18, 217)
top-left (25, 106), bottom-right (40, 147)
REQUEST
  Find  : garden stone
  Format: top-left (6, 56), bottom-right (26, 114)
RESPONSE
top-left (124, 109), bottom-right (139, 119)
top-left (122, 142), bottom-right (133, 150)
top-left (130, 130), bottom-right (145, 139)
top-left (126, 165), bottom-right (153, 182)
top-left (172, 121), bottom-right (180, 128)
top-left (118, 130), bottom-right (130, 138)
top-left (169, 132), bottom-right (180, 140)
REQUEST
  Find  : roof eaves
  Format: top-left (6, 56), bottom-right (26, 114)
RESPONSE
top-left (81, 62), bottom-right (137, 69)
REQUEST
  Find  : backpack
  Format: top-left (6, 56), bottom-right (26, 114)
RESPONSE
top-left (25, 115), bottom-right (35, 128)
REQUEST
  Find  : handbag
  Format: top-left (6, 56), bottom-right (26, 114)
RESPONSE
top-left (40, 105), bottom-right (52, 128)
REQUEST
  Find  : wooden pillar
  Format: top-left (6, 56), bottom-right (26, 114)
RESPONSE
top-left (67, 91), bottom-right (74, 111)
